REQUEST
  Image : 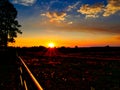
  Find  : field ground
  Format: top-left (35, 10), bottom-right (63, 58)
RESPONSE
top-left (18, 47), bottom-right (120, 90)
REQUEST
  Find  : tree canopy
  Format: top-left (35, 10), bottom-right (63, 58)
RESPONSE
top-left (0, 0), bottom-right (22, 47)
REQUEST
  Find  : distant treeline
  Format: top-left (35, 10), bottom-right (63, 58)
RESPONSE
top-left (1, 46), bottom-right (120, 53)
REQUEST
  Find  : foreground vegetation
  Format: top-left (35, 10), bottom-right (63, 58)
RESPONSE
top-left (18, 47), bottom-right (120, 90)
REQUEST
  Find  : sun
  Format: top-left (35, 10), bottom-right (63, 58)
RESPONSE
top-left (48, 42), bottom-right (55, 48)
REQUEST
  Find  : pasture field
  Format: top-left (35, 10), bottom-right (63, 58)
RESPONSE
top-left (18, 47), bottom-right (120, 90)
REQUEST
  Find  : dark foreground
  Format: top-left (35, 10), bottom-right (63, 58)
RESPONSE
top-left (0, 47), bottom-right (120, 90)
top-left (19, 47), bottom-right (120, 90)
top-left (0, 49), bottom-right (19, 90)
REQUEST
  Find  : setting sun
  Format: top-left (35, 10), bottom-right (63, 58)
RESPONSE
top-left (48, 42), bottom-right (55, 48)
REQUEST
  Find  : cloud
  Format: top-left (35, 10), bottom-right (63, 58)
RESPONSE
top-left (103, 0), bottom-right (120, 16)
top-left (67, 2), bottom-right (80, 11)
top-left (115, 35), bottom-right (120, 40)
top-left (41, 12), bottom-right (67, 23)
top-left (68, 22), bottom-right (73, 25)
top-left (117, 36), bottom-right (120, 40)
top-left (77, 0), bottom-right (120, 18)
top-left (77, 3), bottom-right (104, 18)
top-left (41, 13), bottom-right (46, 16)
top-left (67, 22), bottom-right (119, 34)
top-left (12, 0), bottom-right (36, 6)
top-left (34, 18), bottom-right (120, 34)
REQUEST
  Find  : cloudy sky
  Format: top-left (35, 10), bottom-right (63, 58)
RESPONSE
top-left (9, 0), bottom-right (120, 47)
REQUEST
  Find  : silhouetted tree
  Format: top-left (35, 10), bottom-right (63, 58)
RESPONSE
top-left (0, 0), bottom-right (22, 47)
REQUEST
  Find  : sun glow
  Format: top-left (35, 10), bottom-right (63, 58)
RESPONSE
top-left (48, 42), bottom-right (55, 48)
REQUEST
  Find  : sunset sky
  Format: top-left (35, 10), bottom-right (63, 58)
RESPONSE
top-left (9, 0), bottom-right (120, 47)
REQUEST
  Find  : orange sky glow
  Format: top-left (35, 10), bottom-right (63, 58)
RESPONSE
top-left (8, 35), bottom-right (120, 47)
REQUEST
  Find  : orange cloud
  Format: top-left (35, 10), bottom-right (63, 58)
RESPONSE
top-left (103, 0), bottom-right (120, 16)
top-left (114, 35), bottom-right (120, 40)
top-left (42, 12), bottom-right (67, 23)
top-left (77, 0), bottom-right (120, 18)
top-left (77, 3), bottom-right (104, 18)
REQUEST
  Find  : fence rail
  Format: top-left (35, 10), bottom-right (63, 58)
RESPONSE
top-left (17, 56), bottom-right (43, 90)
